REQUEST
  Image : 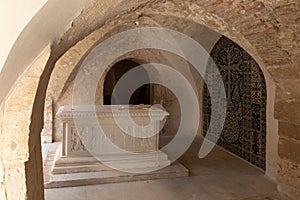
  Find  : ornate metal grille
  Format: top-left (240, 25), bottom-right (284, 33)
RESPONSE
top-left (203, 36), bottom-right (267, 169)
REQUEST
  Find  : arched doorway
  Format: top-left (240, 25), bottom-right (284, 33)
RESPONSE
top-left (103, 59), bottom-right (151, 105)
top-left (203, 36), bottom-right (267, 169)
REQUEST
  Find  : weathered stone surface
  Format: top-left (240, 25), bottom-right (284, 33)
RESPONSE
top-left (4, 162), bottom-right (26, 200)
top-left (274, 2), bottom-right (298, 24)
top-left (0, 160), bottom-right (5, 199)
top-left (0, 47), bottom-right (50, 200)
top-left (0, 161), bottom-right (4, 184)
top-left (278, 152), bottom-right (300, 200)
top-left (240, 194), bottom-right (286, 200)
top-left (275, 101), bottom-right (300, 124)
top-left (278, 182), bottom-right (300, 200)
top-left (278, 159), bottom-right (300, 190)
top-left (279, 121), bottom-right (300, 141)
top-left (41, 99), bottom-right (53, 143)
top-left (1, 110), bottom-right (30, 161)
top-left (268, 65), bottom-right (300, 83)
top-left (278, 138), bottom-right (300, 164)
top-left (5, 77), bottom-right (40, 112)
top-left (0, 185), bottom-right (6, 200)
top-left (276, 80), bottom-right (300, 101)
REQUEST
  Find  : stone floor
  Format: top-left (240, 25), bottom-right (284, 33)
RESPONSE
top-left (44, 140), bottom-right (285, 200)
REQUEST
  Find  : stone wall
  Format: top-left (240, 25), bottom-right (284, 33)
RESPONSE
top-left (0, 47), bottom-right (50, 199)
top-left (41, 99), bottom-right (53, 143)
top-left (276, 95), bottom-right (300, 198)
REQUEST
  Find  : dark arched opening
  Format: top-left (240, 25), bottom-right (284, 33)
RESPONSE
top-left (103, 59), bottom-right (151, 105)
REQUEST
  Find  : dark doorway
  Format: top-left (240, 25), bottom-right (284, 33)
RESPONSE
top-left (103, 60), bottom-right (151, 105)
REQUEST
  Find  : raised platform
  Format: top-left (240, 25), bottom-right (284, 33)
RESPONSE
top-left (52, 152), bottom-right (171, 174)
top-left (45, 162), bottom-right (188, 189)
top-left (44, 145), bottom-right (189, 189)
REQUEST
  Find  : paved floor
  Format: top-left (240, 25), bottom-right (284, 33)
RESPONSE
top-left (44, 140), bottom-right (283, 200)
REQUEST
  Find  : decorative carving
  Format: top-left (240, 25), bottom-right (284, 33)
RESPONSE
top-left (70, 127), bottom-right (87, 151)
top-left (203, 36), bottom-right (266, 169)
top-left (58, 105), bottom-right (168, 156)
top-left (56, 105), bottom-right (168, 120)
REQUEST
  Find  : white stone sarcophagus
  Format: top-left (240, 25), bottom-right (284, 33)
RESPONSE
top-left (54, 105), bottom-right (171, 172)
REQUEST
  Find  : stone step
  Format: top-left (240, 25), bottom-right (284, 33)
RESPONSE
top-left (52, 152), bottom-right (171, 174)
top-left (45, 162), bottom-right (189, 189)
top-left (55, 151), bottom-right (169, 167)
top-left (52, 164), bottom-right (111, 174)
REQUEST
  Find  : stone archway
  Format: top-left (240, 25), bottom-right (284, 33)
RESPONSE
top-left (203, 36), bottom-right (267, 170)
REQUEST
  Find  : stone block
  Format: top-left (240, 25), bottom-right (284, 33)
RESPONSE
top-left (5, 77), bottom-right (40, 112)
top-left (278, 27), bottom-right (296, 44)
top-left (4, 162), bottom-right (27, 200)
top-left (243, 1), bottom-right (265, 16)
top-left (268, 65), bottom-right (300, 82)
top-left (24, 46), bottom-right (50, 78)
top-left (278, 182), bottom-right (300, 200)
top-left (275, 101), bottom-right (300, 124)
top-left (278, 138), bottom-right (300, 164)
top-left (276, 80), bottom-right (300, 101)
top-left (274, 3), bottom-right (298, 24)
top-left (1, 110), bottom-right (30, 161)
top-left (278, 160), bottom-right (300, 196)
top-left (261, 49), bottom-right (291, 66)
top-left (279, 121), bottom-right (300, 141)
top-left (278, 159), bottom-right (300, 189)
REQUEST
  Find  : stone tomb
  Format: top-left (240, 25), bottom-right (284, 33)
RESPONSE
top-left (45, 105), bottom-right (189, 188)
top-left (60, 105), bottom-right (165, 155)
